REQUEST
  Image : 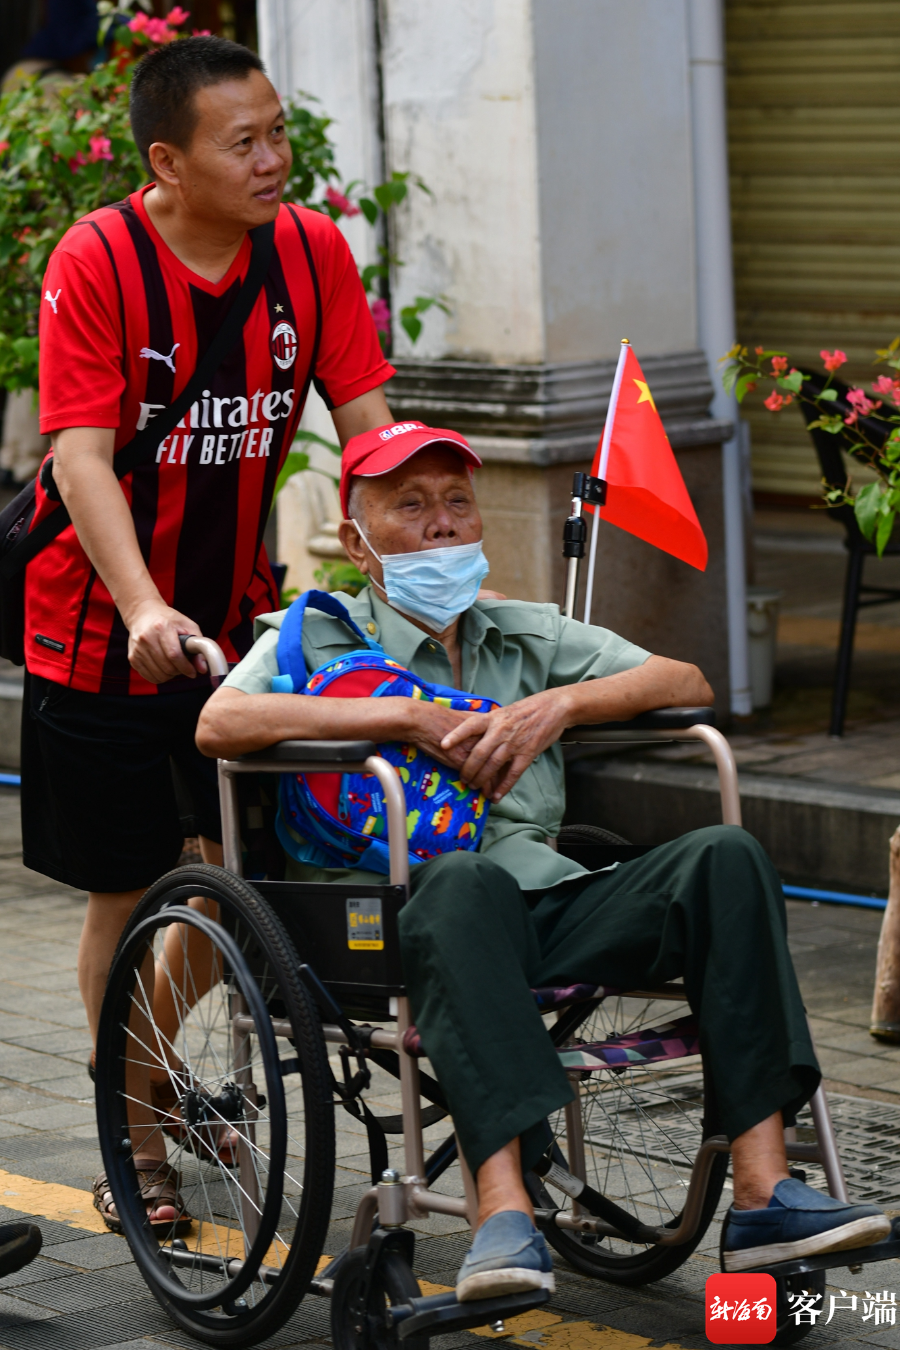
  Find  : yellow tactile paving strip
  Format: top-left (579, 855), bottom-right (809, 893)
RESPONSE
top-left (0, 1168), bottom-right (689, 1349)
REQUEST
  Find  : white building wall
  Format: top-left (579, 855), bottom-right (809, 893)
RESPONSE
top-left (381, 0), bottom-right (545, 364)
top-left (532, 0), bottom-right (698, 361)
top-left (258, 0), bottom-right (383, 270)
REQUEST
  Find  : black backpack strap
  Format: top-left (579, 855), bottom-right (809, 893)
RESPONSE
top-left (2, 219), bottom-right (276, 579)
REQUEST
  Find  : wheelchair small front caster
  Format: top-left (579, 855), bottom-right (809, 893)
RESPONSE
top-left (772, 1268), bottom-right (826, 1346)
top-left (331, 1247), bottom-right (427, 1350)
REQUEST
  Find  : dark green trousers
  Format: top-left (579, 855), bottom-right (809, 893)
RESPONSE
top-left (398, 825), bottom-right (820, 1176)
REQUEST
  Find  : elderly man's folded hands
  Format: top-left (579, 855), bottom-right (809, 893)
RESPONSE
top-left (439, 692), bottom-right (569, 802)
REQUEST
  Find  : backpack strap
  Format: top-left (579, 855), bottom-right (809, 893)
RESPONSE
top-left (275, 589), bottom-right (383, 693)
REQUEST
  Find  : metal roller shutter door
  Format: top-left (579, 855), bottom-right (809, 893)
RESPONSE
top-left (726, 0), bottom-right (900, 499)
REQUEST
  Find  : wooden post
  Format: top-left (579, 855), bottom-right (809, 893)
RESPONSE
top-left (871, 825), bottom-right (900, 1040)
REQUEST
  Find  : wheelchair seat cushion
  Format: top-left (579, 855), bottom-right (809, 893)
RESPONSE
top-left (274, 590), bottom-right (499, 874)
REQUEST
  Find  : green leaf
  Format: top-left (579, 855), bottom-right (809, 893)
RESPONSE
top-left (877, 507), bottom-right (895, 556)
top-left (721, 363), bottom-right (739, 397)
top-left (734, 372), bottom-right (758, 404)
top-left (358, 197), bottom-right (377, 225)
top-left (360, 262), bottom-right (388, 292)
top-left (373, 183), bottom-right (394, 212)
top-left (400, 311), bottom-right (422, 343)
top-left (312, 559), bottom-right (368, 597)
top-left (854, 482), bottom-right (882, 541)
top-left (273, 449), bottom-right (309, 497)
top-left (806, 415), bottom-right (845, 434)
top-left (818, 388), bottom-right (838, 401)
top-left (777, 369), bottom-right (806, 393)
top-left (399, 295), bottom-right (451, 345)
top-left (292, 428), bottom-right (341, 456)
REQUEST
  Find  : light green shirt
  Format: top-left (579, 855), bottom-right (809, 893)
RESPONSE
top-left (223, 588), bottom-right (651, 891)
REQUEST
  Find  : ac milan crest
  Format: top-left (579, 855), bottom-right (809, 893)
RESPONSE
top-left (271, 320), bottom-right (298, 370)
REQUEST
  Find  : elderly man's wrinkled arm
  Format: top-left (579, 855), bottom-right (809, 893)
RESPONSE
top-left (195, 685), bottom-right (481, 767)
top-left (441, 653), bottom-right (712, 802)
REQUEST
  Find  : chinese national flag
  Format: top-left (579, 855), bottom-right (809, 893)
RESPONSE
top-left (586, 344), bottom-right (708, 571)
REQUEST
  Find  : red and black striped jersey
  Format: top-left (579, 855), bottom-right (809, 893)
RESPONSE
top-left (29, 184), bottom-right (393, 694)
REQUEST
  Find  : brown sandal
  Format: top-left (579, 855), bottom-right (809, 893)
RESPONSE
top-left (93, 1157), bottom-right (193, 1238)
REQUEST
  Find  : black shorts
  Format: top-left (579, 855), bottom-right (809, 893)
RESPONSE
top-left (21, 673), bottom-right (221, 894)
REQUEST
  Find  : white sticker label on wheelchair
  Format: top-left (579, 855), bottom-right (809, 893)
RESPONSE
top-left (347, 897), bottom-right (384, 951)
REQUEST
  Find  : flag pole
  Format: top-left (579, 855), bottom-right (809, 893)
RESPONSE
top-left (583, 339), bottom-right (630, 624)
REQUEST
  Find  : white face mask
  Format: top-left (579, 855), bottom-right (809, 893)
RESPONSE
top-left (352, 520), bottom-right (490, 633)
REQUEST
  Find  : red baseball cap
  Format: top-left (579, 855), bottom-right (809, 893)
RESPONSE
top-left (340, 421), bottom-right (482, 517)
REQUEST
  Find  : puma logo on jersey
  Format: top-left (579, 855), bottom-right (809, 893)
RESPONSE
top-left (44, 289), bottom-right (61, 314)
top-left (140, 342), bottom-right (180, 374)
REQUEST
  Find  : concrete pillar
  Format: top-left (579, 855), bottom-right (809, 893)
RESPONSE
top-left (260, 0), bottom-right (735, 714)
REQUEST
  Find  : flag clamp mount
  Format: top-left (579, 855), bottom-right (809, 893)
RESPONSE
top-left (572, 473), bottom-right (607, 507)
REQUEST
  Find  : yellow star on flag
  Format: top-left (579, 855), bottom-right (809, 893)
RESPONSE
top-left (274, 303), bottom-right (284, 313)
top-left (633, 379), bottom-right (656, 412)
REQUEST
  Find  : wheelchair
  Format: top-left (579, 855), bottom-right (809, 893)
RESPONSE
top-left (93, 635), bottom-right (900, 1350)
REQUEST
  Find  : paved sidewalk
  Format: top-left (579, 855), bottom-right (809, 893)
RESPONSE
top-left (0, 789), bottom-right (899, 1348)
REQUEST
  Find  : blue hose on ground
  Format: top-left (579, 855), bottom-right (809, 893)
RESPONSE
top-left (0, 774), bottom-right (21, 787)
top-left (783, 883), bottom-right (887, 912)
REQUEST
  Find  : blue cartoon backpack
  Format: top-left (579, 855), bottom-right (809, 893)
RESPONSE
top-left (272, 590), bottom-right (498, 874)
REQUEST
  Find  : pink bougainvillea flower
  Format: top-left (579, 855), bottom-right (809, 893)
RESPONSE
top-left (88, 134), bottom-right (113, 163)
top-left (820, 348), bottom-right (847, 372)
top-left (755, 345), bottom-right (764, 355)
top-left (764, 391), bottom-right (792, 412)
top-left (370, 297), bottom-right (391, 334)
top-left (128, 11), bottom-right (149, 31)
top-left (770, 355), bottom-right (789, 374)
top-left (325, 185), bottom-right (361, 218)
top-left (0, 141), bottom-right (9, 154)
top-left (145, 16), bottom-right (177, 42)
top-left (744, 381), bottom-right (757, 393)
top-left (167, 5), bottom-right (191, 25)
top-left (872, 374), bottom-right (900, 401)
top-left (192, 28), bottom-right (212, 35)
top-left (68, 151), bottom-right (88, 173)
top-left (846, 387), bottom-right (876, 415)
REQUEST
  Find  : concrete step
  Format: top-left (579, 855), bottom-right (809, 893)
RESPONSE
top-left (565, 753), bottom-right (900, 895)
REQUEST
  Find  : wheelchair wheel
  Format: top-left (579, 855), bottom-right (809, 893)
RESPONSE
top-left (533, 992), bottom-right (726, 1285)
top-left (331, 1248), bottom-right (426, 1350)
top-left (95, 865), bottom-right (335, 1348)
top-left (772, 1269), bottom-right (824, 1346)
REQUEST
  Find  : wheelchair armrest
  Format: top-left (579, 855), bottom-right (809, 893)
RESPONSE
top-left (234, 739), bottom-right (378, 764)
top-left (562, 707), bottom-right (715, 741)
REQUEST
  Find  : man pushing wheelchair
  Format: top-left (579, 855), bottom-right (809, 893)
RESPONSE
top-left (197, 420), bottom-right (890, 1300)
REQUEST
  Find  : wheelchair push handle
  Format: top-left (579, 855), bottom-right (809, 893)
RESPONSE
top-left (179, 633), bottom-right (229, 688)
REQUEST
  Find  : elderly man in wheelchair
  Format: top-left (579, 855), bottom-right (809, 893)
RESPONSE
top-left (190, 420), bottom-right (888, 1300)
top-left (93, 419), bottom-right (894, 1348)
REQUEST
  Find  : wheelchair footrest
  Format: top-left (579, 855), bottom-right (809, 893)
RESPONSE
top-left (392, 1287), bottom-right (551, 1339)
top-left (747, 1233), bottom-right (900, 1281)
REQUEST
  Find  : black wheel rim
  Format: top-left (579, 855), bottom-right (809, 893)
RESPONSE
top-left (94, 864), bottom-right (336, 1342)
